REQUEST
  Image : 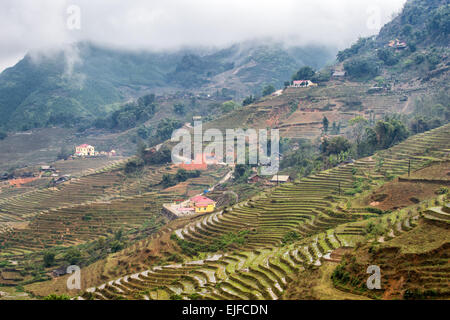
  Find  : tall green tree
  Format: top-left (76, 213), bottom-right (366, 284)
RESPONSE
top-left (322, 116), bottom-right (329, 133)
top-left (292, 66), bottom-right (316, 80)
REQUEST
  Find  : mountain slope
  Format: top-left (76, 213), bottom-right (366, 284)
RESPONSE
top-left (0, 41), bottom-right (336, 131)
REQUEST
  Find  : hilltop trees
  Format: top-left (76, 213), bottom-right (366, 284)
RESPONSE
top-left (242, 95), bottom-right (256, 106)
top-left (377, 48), bottom-right (400, 66)
top-left (262, 85), bottom-right (276, 96)
top-left (94, 94), bottom-right (157, 131)
top-left (427, 4), bottom-right (450, 37)
top-left (344, 57), bottom-right (379, 80)
top-left (374, 117), bottom-right (409, 149)
top-left (337, 37), bottom-right (375, 62)
top-left (292, 66), bottom-right (316, 81)
top-left (321, 136), bottom-right (351, 156)
top-left (221, 101), bottom-right (239, 113)
top-left (347, 115), bottom-right (410, 157)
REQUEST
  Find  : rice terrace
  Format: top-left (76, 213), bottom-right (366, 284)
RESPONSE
top-left (0, 0), bottom-right (448, 314)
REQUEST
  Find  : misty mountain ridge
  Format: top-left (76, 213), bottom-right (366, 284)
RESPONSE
top-left (0, 40), bottom-right (336, 131)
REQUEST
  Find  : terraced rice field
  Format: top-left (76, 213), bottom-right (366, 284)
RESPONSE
top-left (81, 124), bottom-right (450, 300)
top-left (0, 191), bottom-right (179, 256)
top-left (0, 165), bottom-right (179, 225)
top-left (81, 207), bottom-right (420, 301)
top-left (0, 163), bottom-right (230, 257)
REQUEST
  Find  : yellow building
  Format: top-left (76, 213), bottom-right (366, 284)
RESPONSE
top-left (190, 195), bottom-right (216, 213)
top-left (75, 144), bottom-right (95, 157)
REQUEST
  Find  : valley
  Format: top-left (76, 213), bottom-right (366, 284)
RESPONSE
top-left (0, 0), bottom-right (449, 302)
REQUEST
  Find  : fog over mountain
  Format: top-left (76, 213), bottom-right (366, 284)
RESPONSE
top-left (1, 0), bottom-right (407, 72)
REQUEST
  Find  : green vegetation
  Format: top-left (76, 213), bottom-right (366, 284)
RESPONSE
top-left (56, 146), bottom-right (73, 161)
top-left (221, 101), bottom-right (239, 113)
top-left (171, 230), bottom-right (250, 256)
top-left (44, 294), bottom-right (71, 300)
top-left (262, 84), bottom-right (276, 96)
top-left (337, 37), bottom-right (375, 62)
top-left (242, 95), bottom-right (257, 106)
top-left (173, 103), bottom-right (186, 115)
top-left (292, 66), bottom-right (315, 80)
top-left (161, 169), bottom-right (201, 188)
top-left (344, 57), bottom-right (379, 80)
top-left (43, 251), bottom-right (55, 268)
top-left (281, 231), bottom-right (300, 245)
top-left (94, 94), bottom-right (156, 131)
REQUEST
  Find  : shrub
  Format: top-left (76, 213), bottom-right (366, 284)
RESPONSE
top-left (44, 294), bottom-right (71, 300)
top-left (344, 57), bottom-right (379, 79)
top-left (366, 207), bottom-right (385, 215)
top-left (435, 187), bottom-right (448, 195)
top-left (281, 231), bottom-right (300, 245)
top-left (43, 251), bottom-right (55, 267)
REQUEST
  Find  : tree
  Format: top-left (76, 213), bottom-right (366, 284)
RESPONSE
top-left (377, 48), bottom-right (399, 66)
top-left (234, 164), bottom-right (249, 180)
top-left (243, 96), bottom-right (256, 106)
top-left (322, 136), bottom-right (351, 156)
top-left (154, 118), bottom-right (182, 142)
top-left (0, 131), bottom-right (7, 140)
top-left (137, 94), bottom-right (155, 107)
top-left (349, 116), bottom-right (369, 146)
top-left (57, 146), bottom-right (72, 160)
top-left (64, 248), bottom-right (82, 265)
top-left (173, 103), bottom-right (186, 115)
top-left (136, 140), bottom-right (147, 160)
top-left (43, 251), bottom-right (55, 267)
top-left (344, 57), bottom-right (379, 79)
top-left (374, 118), bottom-right (409, 149)
top-left (221, 101), bottom-right (238, 113)
top-left (161, 173), bottom-right (176, 187)
top-left (262, 85), bottom-right (276, 96)
top-left (175, 169), bottom-right (188, 182)
top-left (292, 66), bottom-right (315, 81)
top-left (125, 158), bottom-right (144, 174)
top-left (322, 117), bottom-right (329, 133)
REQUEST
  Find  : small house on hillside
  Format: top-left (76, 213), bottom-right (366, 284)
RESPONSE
top-left (247, 173), bottom-right (265, 184)
top-left (291, 80), bottom-right (317, 88)
top-left (40, 165), bottom-right (56, 172)
top-left (271, 89), bottom-right (283, 97)
top-left (189, 195), bottom-right (216, 213)
top-left (332, 71), bottom-right (346, 78)
top-left (51, 266), bottom-right (67, 277)
top-left (75, 144), bottom-right (95, 157)
top-left (270, 175), bottom-right (291, 183)
top-left (388, 39), bottom-right (407, 50)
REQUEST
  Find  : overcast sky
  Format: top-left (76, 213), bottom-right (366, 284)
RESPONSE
top-left (0, 0), bottom-right (407, 72)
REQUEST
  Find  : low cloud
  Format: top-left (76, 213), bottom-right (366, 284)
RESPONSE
top-left (0, 0), bottom-right (407, 71)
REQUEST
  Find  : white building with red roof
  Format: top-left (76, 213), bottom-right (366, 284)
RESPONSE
top-left (189, 195), bottom-right (216, 213)
top-left (75, 144), bottom-right (95, 157)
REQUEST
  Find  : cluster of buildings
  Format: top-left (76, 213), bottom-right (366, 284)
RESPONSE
top-left (290, 80), bottom-right (317, 88)
top-left (388, 39), bottom-right (407, 50)
top-left (247, 173), bottom-right (292, 184)
top-left (165, 194), bottom-right (217, 217)
top-left (75, 144), bottom-right (117, 158)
